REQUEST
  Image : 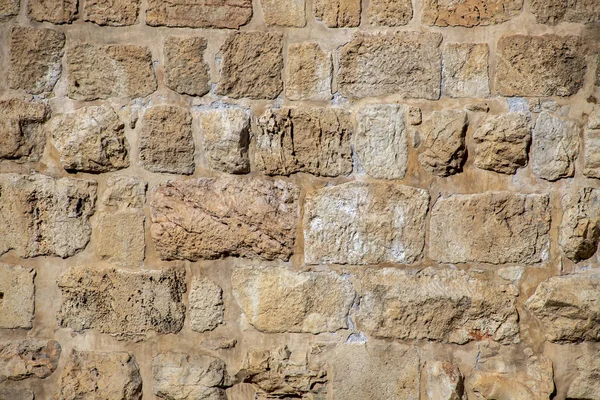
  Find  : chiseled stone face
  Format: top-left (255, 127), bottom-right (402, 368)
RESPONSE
top-left (27, 0), bottom-right (76, 23)
top-left (285, 42), bottom-right (332, 101)
top-left (314, 0), bottom-right (360, 27)
top-left (422, 0), bottom-right (522, 27)
top-left (0, 264), bottom-right (35, 329)
top-left (0, 99), bottom-right (48, 162)
top-left (82, 0), bottom-right (140, 25)
top-left (146, 0), bottom-right (252, 28)
top-left (260, 0), bottom-right (306, 26)
top-left (530, 0), bottom-right (599, 24)
top-left (95, 211), bottom-right (145, 267)
top-left (164, 36), bottom-right (210, 97)
top-left (367, 0), bottom-right (412, 26)
top-left (443, 43), bottom-right (490, 98)
top-left (0, 339), bottom-right (61, 382)
top-left (531, 112), bottom-right (579, 181)
top-left (189, 277), bottom-right (224, 333)
top-left (559, 188), bottom-right (600, 262)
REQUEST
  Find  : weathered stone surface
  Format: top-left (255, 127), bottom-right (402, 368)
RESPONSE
top-left (56, 350), bottom-right (142, 400)
top-left (164, 36), bottom-right (210, 97)
top-left (82, 0), bottom-right (139, 25)
top-left (67, 44), bottom-right (157, 101)
top-left (358, 267), bottom-right (520, 344)
top-left (146, 0), bottom-right (252, 28)
top-left (304, 181), bottom-right (429, 265)
top-left (418, 110), bottom-right (468, 177)
top-left (0, 99), bottom-right (49, 162)
top-left (425, 361), bottom-right (465, 400)
top-left (526, 272), bottom-right (600, 342)
top-left (0, 0), bottom-right (19, 21)
top-left (253, 107), bottom-right (352, 177)
top-left (197, 108), bottom-right (250, 174)
top-left (96, 211), bottom-right (145, 267)
top-left (531, 112), bottom-right (579, 181)
top-left (0, 264), bottom-right (35, 329)
top-left (496, 35), bottom-right (586, 97)
top-left (216, 32), bottom-right (283, 99)
top-left (0, 388), bottom-right (33, 400)
top-left (189, 277), bottom-right (224, 333)
top-left (355, 104), bottom-right (408, 179)
top-left (101, 176), bottom-right (147, 209)
top-left (9, 27), bottom-right (65, 94)
top-left (560, 188), bottom-right (600, 262)
top-left (50, 106), bottom-right (129, 173)
top-left (566, 350), bottom-right (600, 399)
top-left (422, 0), bottom-right (522, 26)
top-left (58, 266), bottom-right (186, 338)
top-left (0, 339), bottom-right (61, 382)
top-left (584, 107), bottom-right (600, 178)
top-left (430, 192), bottom-right (551, 264)
top-left (473, 113), bottom-right (531, 174)
top-left (261, 0), bottom-right (305, 26)
top-left (150, 176), bottom-right (299, 261)
top-left (314, 0), bottom-right (360, 27)
top-left (153, 353), bottom-right (228, 400)
top-left (231, 266), bottom-right (355, 334)
top-left (27, 0), bottom-right (76, 23)
top-left (530, 0), bottom-right (599, 24)
top-left (0, 174), bottom-right (96, 258)
top-left (285, 43), bottom-right (332, 101)
top-left (338, 32), bottom-right (442, 99)
top-left (139, 105), bottom-right (195, 175)
top-left (443, 43), bottom-right (490, 98)
top-left (367, 0), bottom-right (412, 26)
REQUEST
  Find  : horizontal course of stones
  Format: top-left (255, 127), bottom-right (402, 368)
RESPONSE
top-left (0, 0), bottom-right (599, 399)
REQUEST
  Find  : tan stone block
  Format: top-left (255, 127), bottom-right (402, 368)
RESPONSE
top-left (530, 0), bottom-right (599, 24)
top-left (0, 99), bottom-right (49, 162)
top-left (82, 0), bottom-right (140, 25)
top-left (96, 211), bottom-right (145, 267)
top-left (101, 176), bottom-right (147, 210)
top-left (422, 0), bottom-right (522, 27)
top-left (189, 277), bottom-right (224, 333)
top-left (146, 0), bottom-right (252, 28)
top-left (566, 350), bottom-right (600, 399)
top-left (314, 0), bottom-right (360, 27)
top-left (0, 0), bottom-right (19, 21)
top-left (424, 361), bottom-right (465, 400)
top-left (0, 264), bottom-right (35, 329)
top-left (0, 389), bottom-right (33, 400)
top-left (27, 0), bottom-right (76, 23)
top-left (260, 0), bottom-right (305, 26)
top-left (0, 339), bottom-right (61, 382)
top-left (367, 0), bottom-right (412, 26)
top-left (443, 43), bottom-right (490, 98)
top-left (285, 42), bottom-right (331, 101)
top-left (164, 36), bottom-right (210, 97)
top-left (584, 107), bottom-right (600, 178)
top-left (559, 188), bottom-right (600, 262)
top-left (531, 112), bottom-right (579, 181)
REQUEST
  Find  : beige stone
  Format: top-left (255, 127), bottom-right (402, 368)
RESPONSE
top-left (418, 110), bottom-right (468, 177)
top-left (338, 32), bottom-right (442, 99)
top-left (150, 176), bottom-right (299, 261)
top-left (430, 192), bottom-right (551, 264)
top-left (27, 0), bottom-right (76, 23)
top-left (96, 211), bottom-right (145, 267)
top-left (0, 174), bottom-right (96, 258)
top-left (58, 266), bottom-right (186, 338)
top-left (8, 27), bottom-right (65, 94)
top-left (422, 0), bottom-right (522, 26)
top-left (314, 0), bottom-right (360, 27)
top-left (0, 0), bottom-right (19, 21)
top-left (216, 32), bottom-right (283, 99)
top-left (584, 108), bottom-right (600, 178)
top-left (146, 0), bottom-right (252, 28)
top-left (101, 176), bottom-right (147, 209)
top-left (189, 277), bottom-right (224, 332)
top-left (260, 0), bottom-right (305, 26)
top-left (473, 113), bottom-right (531, 174)
top-left (82, 0), bottom-right (139, 25)
top-left (358, 267), bottom-right (519, 344)
top-left (0, 99), bottom-right (49, 162)
top-left (560, 188), bottom-right (600, 262)
top-left (0, 264), bottom-right (35, 329)
top-left (425, 361), bottom-right (465, 400)
top-left (304, 181), bottom-right (429, 265)
top-left (67, 44), bottom-right (157, 100)
top-left (566, 350), bottom-right (600, 399)
top-left (164, 36), bottom-right (210, 97)
top-left (0, 389), bottom-right (33, 400)
top-left (530, 0), bottom-right (599, 24)
top-left (285, 43), bottom-right (332, 101)
top-left (496, 35), bottom-right (586, 97)
top-left (367, 0), bottom-right (412, 26)
top-left (139, 105), bottom-right (195, 175)
top-left (0, 339), bottom-right (61, 383)
top-left (443, 43), bottom-right (490, 98)
top-left (355, 104), bottom-right (408, 180)
top-left (532, 112), bottom-right (579, 181)
top-left (253, 107), bottom-right (352, 177)
top-left (55, 350), bottom-right (142, 400)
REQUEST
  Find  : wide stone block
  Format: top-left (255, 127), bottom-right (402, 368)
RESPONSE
top-left (146, 0), bottom-right (252, 28)
top-left (314, 0), bottom-right (360, 27)
top-left (0, 99), bottom-right (49, 162)
top-left (82, 0), bottom-right (140, 25)
top-left (530, 0), bottom-right (599, 24)
top-left (285, 43), bottom-right (332, 101)
top-left (531, 112), bottom-right (579, 181)
top-left (27, 0), bottom-right (76, 23)
top-left (0, 339), bottom-right (61, 382)
top-left (367, 0), bottom-right (412, 26)
top-left (0, 264), bottom-right (35, 329)
top-left (422, 0), bottom-right (522, 26)
top-left (164, 36), bottom-right (210, 97)
top-left (260, 0), bottom-right (305, 26)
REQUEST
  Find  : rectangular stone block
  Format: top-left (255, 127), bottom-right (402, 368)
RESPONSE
top-left (531, 112), bottom-right (579, 181)
top-left (146, 0), bottom-right (252, 28)
top-left (367, 0), bottom-right (412, 26)
top-left (314, 0), bottom-right (360, 27)
top-left (0, 339), bottom-right (61, 381)
top-left (164, 36), bottom-right (210, 97)
top-left (27, 0), bottom-right (76, 23)
top-left (423, 0), bottom-right (522, 26)
top-left (82, 0), bottom-right (140, 25)
top-left (95, 211), bottom-right (145, 267)
top-left (285, 42), bottom-right (332, 101)
top-left (443, 43), bottom-right (490, 98)
top-left (260, 0), bottom-right (305, 26)
top-left (530, 0), bottom-right (599, 24)
top-left (0, 264), bottom-right (35, 329)
top-left (189, 277), bottom-right (223, 332)
top-left (0, 99), bottom-right (48, 162)
top-left (584, 108), bottom-right (600, 178)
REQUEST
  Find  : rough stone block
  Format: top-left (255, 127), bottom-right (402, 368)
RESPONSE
top-left (260, 0), bottom-right (305, 26)
top-left (424, 361), bottom-right (465, 400)
top-left (146, 0), bottom-right (252, 28)
top-left (584, 107), bottom-right (600, 178)
top-left (0, 339), bottom-right (61, 382)
top-left (314, 0), bottom-right (360, 27)
top-left (82, 0), bottom-right (140, 25)
top-left (560, 188), bottom-right (600, 262)
top-left (566, 350), bottom-right (600, 399)
top-left (189, 277), bottom-right (224, 332)
top-left (530, 0), bottom-right (599, 24)
top-left (422, 0), bottom-right (522, 26)
top-left (443, 43), bottom-right (490, 98)
top-left (0, 99), bottom-right (49, 162)
top-left (164, 36), bottom-right (210, 97)
top-left (531, 112), bottom-right (579, 181)
top-left (0, 0), bottom-right (19, 21)
top-left (27, 0), bottom-right (76, 23)
top-left (285, 42), bottom-right (332, 101)
top-left (367, 0), bottom-right (412, 26)
top-left (0, 264), bottom-right (35, 329)
top-left (96, 211), bottom-right (145, 267)
top-left (101, 176), bottom-right (147, 209)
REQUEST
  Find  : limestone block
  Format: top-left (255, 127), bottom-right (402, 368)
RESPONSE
top-left (0, 99), bottom-right (49, 162)
top-left (443, 43), bottom-right (490, 98)
top-left (101, 176), bottom-right (147, 209)
top-left (189, 277), bottom-right (224, 333)
top-left (531, 112), bottom-right (579, 181)
top-left (423, 0), bottom-right (522, 26)
top-left (314, 0), bottom-right (360, 27)
top-left (260, 0), bottom-right (305, 26)
top-left (164, 36), bottom-right (210, 97)
top-left (0, 339), bottom-right (60, 383)
top-left (0, 0), bottom-right (19, 21)
top-left (82, 0), bottom-right (140, 25)
top-left (95, 211), bottom-right (145, 267)
top-left (27, 0), bottom-right (76, 23)
top-left (367, 0), bottom-right (412, 26)
top-left (530, 0), bottom-right (599, 24)
top-left (285, 43), bottom-right (332, 101)
top-left (560, 188), bottom-right (600, 262)
top-left (146, 0), bottom-right (252, 28)
top-left (0, 264), bottom-right (35, 329)
top-left (424, 361), bottom-right (465, 400)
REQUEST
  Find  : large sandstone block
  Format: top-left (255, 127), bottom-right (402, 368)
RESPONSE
top-left (358, 267), bottom-right (519, 344)
top-left (430, 192), bottom-right (551, 264)
top-left (253, 107), bottom-right (353, 177)
top-left (164, 36), bottom-right (210, 97)
top-left (304, 181), bottom-right (429, 265)
top-left (0, 264), bottom-right (35, 329)
top-left (530, 0), bottom-right (599, 24)
top-left (27, 0), bottom-right (76, 23)
top-left (0, 99), bottom-right (49, 162)
top-left (0, 0), bottom-right (19, 21)
top-left (67, 44), bottom-right (157, 100)
top-left (260, 0), bottom-right (305, 26)
top-left (95, 211), bottom-right (145, 267)
top-left (189, 277), bottom-right (224, 333)
top-left (82, 0), bottom-right (140, 25)
top-left (531, 112), bottom-right (579, 181)
top-left (231, 266), bottom-right (355, 334)
top-left (367, 0), bottom-right (412, 26)
top-left (285, 43), bottom-right (332, 101)
top-left (443, 43), bottom-right (490, 98)
top-left (496, 35), bottom-right (586, 97)
top-left (314, 0), bottom-right (360, 27)
top-left (422, 0), bottom-right (522, 26)
top-left (150, 176), bottom-right (299, 261)
top-left (0, 339), bottom-right (61, 382)
top-left (9, 27), bottom-right (65, 94)
top-left (58, 266), bottom-right (186, 338)
top-left (0, 174), bottom-right (96, 258)
top-left (338, 32), bottom-right (442, 99)
top-left (584, 107), bottom-right (600, 178)
top-left (146, 0), bottom-right (252, 28)
top-left (560, 188), bottom-right (600, 262)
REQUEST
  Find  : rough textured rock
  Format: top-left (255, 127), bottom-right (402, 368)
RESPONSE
top-left (0, 339), bottom-right (61, 382)
top-left (231, 266), bottom-right (355, 334)
top-left (314, 0), bottom-right (360, 27)
top-left (304, 181), bottom-right (429, 265)
top-left (139, 105), bottom-right (195, 174)
top-left (0, 0), bottom-right (19, 21)
top-left (566, 350), bottom-right (600, 399)
top-left (216, 32), bottom-right (283, 99)
top-left (358, 267), bottom-right (520, 344)
top-left (58, 266), bottom-right (186, 338)
top-left (150, 176), bottom-right (299, 261)
top-left (496, 35), bottom-right (586, 97)
top-left (67, 44), bottom-right (157, 101)
top-left (95, 211), bottom-right (145, 267)
top-left (473, 113), bottom-right (531, 174)
top-left (425, 361), bottom-right (465, 400)
top-left (338, 32), bottom-right (442, 99)
top-left (8, 27), bottom-right (65, 94)
top-left (50, 106), bottom-right (129, 173)
top-left (0, 99), bottom-right (49, 162)
top-left (0, 174), bottom-right (96, 258)
top-left (253, 107), bottom-right (352, 177)
top-left (560, 188), bottom-right (600, 262)
top-left (367, 0), bottom-right (412, 26)
top-left (0, 264), bottom-right (35, 329)
top-left (422, 0), bottom-right (522, 26)
top-left (189, 277), bottom-right (224, 333)
top-left (355, 104), bottom-right (408, 179)
top-left (584, 108), bottom-right (600, 178)
top-left (153, 353), bottom-right (228, 400)
top-left (197, 108), bottom-right (250, 174)
top-left (430, 192), bottom-right (551, 264)
top-left (82, 0), bottom-right (140, 25)
top-left (101, 176), bottom-right (147, 209)
top-left (443, 43), bottom-right (490, 98)
top-left (0, 388), bottom-right (33, 400)
top-left (418, 110), bottom-right (468, 177)
top-left (531, 112), bottom-right (579, 181)
top-left (530, 0), bottom-right (599, 24)
top-left (27, 0), bottom-right (77, 23)
top-left (164, 36), bottom-right (210, 97)
top-left (260, 0), bottom-right (305, 26)
top-left (526, 272), bottom-right (600, 342)
top-left (56, 350), bottom-right (142, 400)
top-left (146, 0), bottom-right (252, 28)
top-left (285, 43), bottom-right (332, 101)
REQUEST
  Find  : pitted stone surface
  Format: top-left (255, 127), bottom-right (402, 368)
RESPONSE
top-left (566, 350), bottom-right (600, 399)
top-left (367, 0), bottom-right (412, 26)
top-left (530, 0), bottom-right (599, 24)
top-left (0, 264), bottom-right (35, 329)
top-left (584, 107), bottom-right (600, 178)
top-left (82, 0), bottom-right (140, 25)
top-left (0, 339), bottom-right (61, 382)
top-left (189, 277), bottom-right (224, 333)
top-left (0, 99), bottom-right (49, 162)
top-left (146, 0), bottom-right (252, 28)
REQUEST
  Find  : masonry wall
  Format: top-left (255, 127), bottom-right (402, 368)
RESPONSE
top-left (0, 0), bottom-right (599, 399)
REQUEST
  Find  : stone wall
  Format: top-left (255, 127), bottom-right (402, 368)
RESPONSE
top-left (0, 0), bottom-right (599, 399)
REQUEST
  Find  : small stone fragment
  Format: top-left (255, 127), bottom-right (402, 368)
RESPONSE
top-left (443, 43), bottom-right (490, 98)
top-left (164, 36), bottom-right (210, 97)
top-left (0, 264), bottom-right (35, 329)
top-left (101, 176), bottom-right (147, 209)
top-left (260, 0), bottom-right (305, 26)
top-left (584, 108), bottom-right (600, 178)
top-left (314, 0), bottom-right (360, 27)
top-left (408, 106), bottom-right (422, 125)
top-left (0, 0), bottom-right (19, 21)
top-left (0, 99), bottom-right (49, 162)
top-left (531, 112), bottom-right (579, 181)
top-left (566, 350), bottom-right (600, 399)
top-left (189, 277), bottom-right (224, 333)
top-left (422, 0), bottom-right (522, 26)
top-left (146, 0), bottom-right (252, 28)
top-left (425, 361), bottom-right (465, 400)
top-left (559, 188), bottom-right (600, 262)
top-left (285, 42), bottom-right (332, 101)
top-left (82, 0), bottom-right (139, 25)
top-left (95, 211), bottom-right (145, 267)
top-left (0, 339), bottom-right (61, 382)
top-left (530, 0), bottom-right (599, 24)
top-left (139, 105), bottom-right (195, 175)
top-left (367, 0), bottom-right (412, 26)
top-left (27, 0), bottom-right (76, 23)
